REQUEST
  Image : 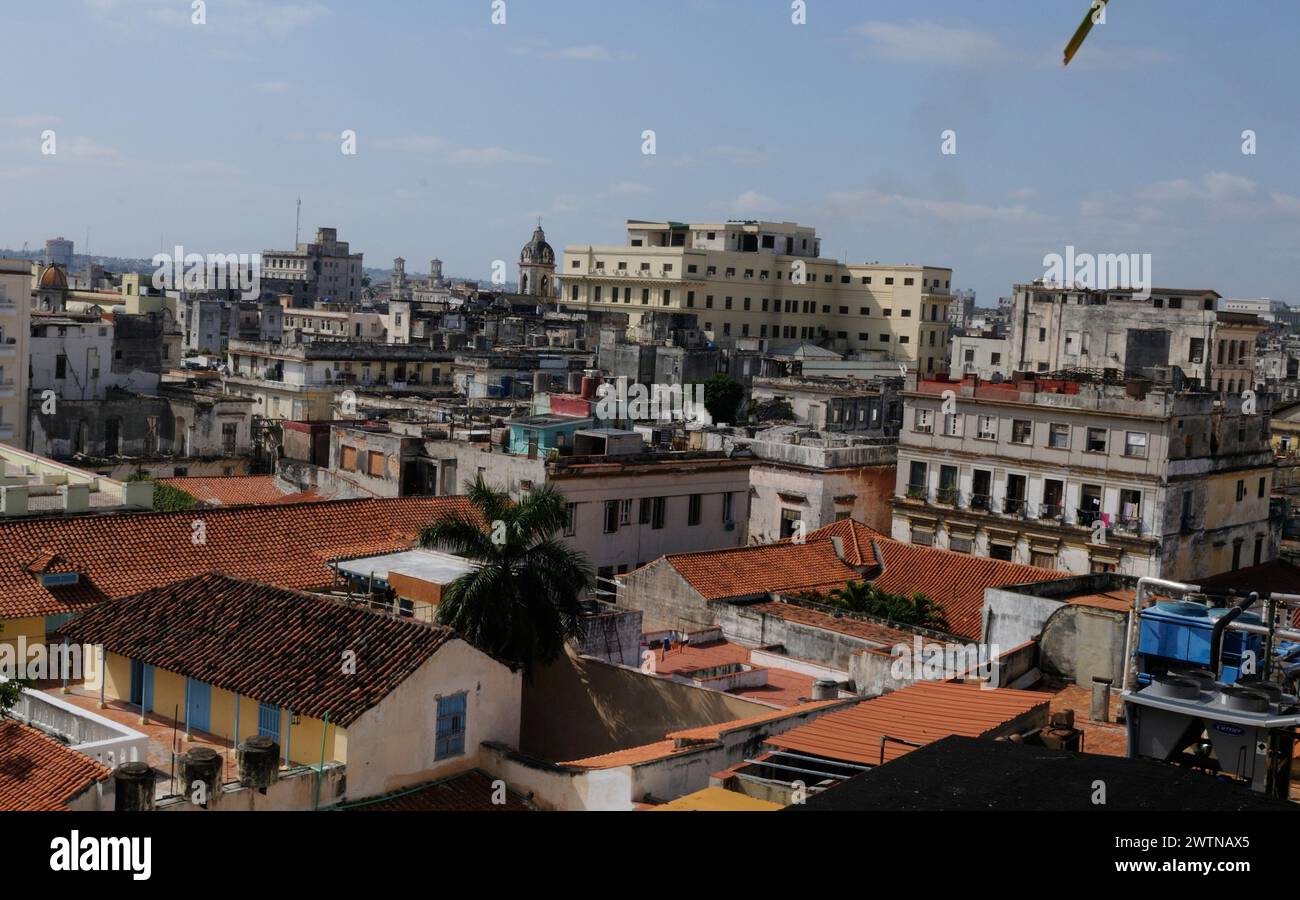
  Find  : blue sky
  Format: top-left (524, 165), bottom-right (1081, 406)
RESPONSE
top-left (3, 0), bottom-right (1299, 304)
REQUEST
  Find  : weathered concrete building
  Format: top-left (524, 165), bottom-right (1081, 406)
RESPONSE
top-left (891, 370), bottom-right (1279, 580)
top-left (28, 386), bottom-right (253, 461)
top-left (738, 428), bottom-right (897, 541)
top-left (748, 376), bottom-right (901, 436)
top-left (950, 333), bottom-right (1010, 380)
top-left (1007, 284), bottom-right (1263, 397)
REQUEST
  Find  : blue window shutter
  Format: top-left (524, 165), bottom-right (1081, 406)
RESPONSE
top-left (435, 692), bottom-right (467, 760)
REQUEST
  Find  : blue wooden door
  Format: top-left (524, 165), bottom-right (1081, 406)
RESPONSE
top-left (187, 678), bottom-right (212, 733)
top-left (257, 702), bottom-right (281, 742)
top-left (130, 662), bottom-right (154, 712)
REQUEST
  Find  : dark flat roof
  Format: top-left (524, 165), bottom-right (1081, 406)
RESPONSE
top-left (788, 735), bottom-right (1297, 811)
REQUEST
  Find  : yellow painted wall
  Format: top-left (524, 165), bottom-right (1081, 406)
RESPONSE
top-left (104, 652), bottom-right (131, 703)
top-left (101, 652), bottom-right (347, 766)
top-left (0, 616), bottom-right (44, 656)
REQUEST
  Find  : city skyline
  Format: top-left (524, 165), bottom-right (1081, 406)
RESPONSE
top-left (2, 0), bottom-right (1299, 304)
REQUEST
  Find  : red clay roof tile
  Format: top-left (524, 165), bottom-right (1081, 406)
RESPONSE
top-left (868, 542), bottom-right (1060, 639)
top-left (0, 496), bottom-right (475, 619)
top-left (159, 475), bottom-right (327, 507)
top-left (766, 681), bottom-right (1048, 766)
top-left (0, 719), bottom-right (111, 811)
top-left (665, 540), bottom-right (862, 602)
top-left (345, 769), bottom-right (534, 811)
top-left (54, 572), bottom-right (463, 727)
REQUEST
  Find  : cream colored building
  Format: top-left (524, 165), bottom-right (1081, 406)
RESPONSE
top-left (890, 370), bottom-right (1278, 581)
top-left (0, 259), bottom-right (33, 448)
top-left (562, 220), bottom-right (954, 374)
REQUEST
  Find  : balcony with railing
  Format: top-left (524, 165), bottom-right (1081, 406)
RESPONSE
top-left (905, 483), bottom-right (928, 502)
top-left (1113, 515), bottom-right (1144, 536)
top-left (5, 681), bottom-right (148, 770)
top-left (969, 493), bottom-right (991, 512)
top-left (1003, 497), bottom-right (1027, 517)
top-left (935, 486), bottom-right (959, 506)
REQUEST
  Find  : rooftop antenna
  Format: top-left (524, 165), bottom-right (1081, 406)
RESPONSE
top-left (295, 195), bottom-right (302, 246)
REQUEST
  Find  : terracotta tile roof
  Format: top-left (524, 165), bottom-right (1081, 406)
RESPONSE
top-left (159, 475), bottom-right (327, 507)
top-left (765, 681), bottom-right (1049, 766)
top-left (1068, 588), bottom-right (1136, 613)
top-left (559, 699), bottom-right (852, 769)
top-left (664, 540), bottom-right (862, 602)
top-left (0, 719), bottom-right (111, 811)
top-left (561, 740), bottom-right (694, 769)
top-left (869, 541), bottom-right (1061, 639)
top-left (54, 572), bottom-right (460, 727)
top-left (805, 519), bottom-right (884, 567)
top-left (666, 699), bottom-right (850, 742)
top-left (746, 601), bottom-right (918, 648)
top-left (345, 769), bottom-right (534, 811)
top-left (650, 640), bottom-right (816, 707)
top-left (0, 496), bottom-right (475, 619)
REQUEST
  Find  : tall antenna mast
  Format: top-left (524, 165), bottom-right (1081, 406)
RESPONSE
top-left (295, 195), bottom-right (301, 246)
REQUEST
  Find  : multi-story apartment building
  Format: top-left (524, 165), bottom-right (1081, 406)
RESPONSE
top-left (0, 259), bottom-right (34, 448)
top-left (223, 339), bottom-right (461, 420)
top-left (562, 219), bottom-right (954, 374)
top-left (262, 226), bottom-right (364, 305)
top-left (748, 376), bottom-right (902, 436)
top-left (890, 370), bottom-right (1278, 580)
top-left (423, 423), bottom-right (753, 581)
top-left (950, 333), bottom-right (1010, 380)
top-left (1007, 283), bottom-right (1264, 396)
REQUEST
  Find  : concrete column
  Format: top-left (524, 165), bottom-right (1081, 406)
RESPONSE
top-left (1091, 676), bottom-right (1113, 723)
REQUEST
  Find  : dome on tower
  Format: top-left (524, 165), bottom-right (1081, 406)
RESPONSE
top-left (520, 225), bottom-right (554, 266)
top-left (38, 264), bottom-right (68, 291)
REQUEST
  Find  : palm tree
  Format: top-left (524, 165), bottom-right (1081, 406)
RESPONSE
top-left (417, 476), bottom-right (593, 675)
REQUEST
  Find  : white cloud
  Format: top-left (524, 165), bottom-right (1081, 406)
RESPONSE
top-left (609, 181), bottom-right (654, 196)
top-left (372, 135), bottom-right (547, 166)
top-left (825, 188), bottom-right (1049, 226)
top-left (849, 19), bottom-right (1172, 70)
top-left (851, 20), bottom-right (1006, 66)
top-left (713, 191), bottom-right (784, 216)
top-left (710, 145), bottom-right (767, 166)
top-left (85, 0), bottom-right (328, 37)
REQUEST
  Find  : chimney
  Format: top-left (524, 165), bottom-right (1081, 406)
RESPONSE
top-left (182, 746), bottom-right (223, 808)
top-left (113, 761), bottom-right (155, 811)
top-left (1091, 676), bottom-right (1113, 723)
top-left (238, 735), bottom-right (280, 793)
top-left (580, 375), bottom-right (596, 400)
top-left (812, 679), bottom-right (839, 701)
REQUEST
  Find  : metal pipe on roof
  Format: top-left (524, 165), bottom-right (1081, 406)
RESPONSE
top-left (1123, 576), bottom-right (1201, 692)
top-left (741, 758), bottom-right (851, 782)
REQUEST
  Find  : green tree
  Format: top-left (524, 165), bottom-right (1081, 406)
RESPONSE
top-left (822, 580), bottom-right (947, 630)
top-left (696, 373), bottom-right (745, 424)
top-left (0, 678), bottom-right (29, 718)
top-left (417, 476), bottom-right (592, 675)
